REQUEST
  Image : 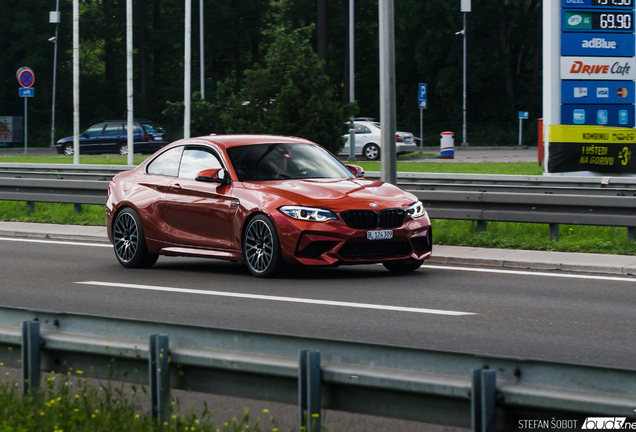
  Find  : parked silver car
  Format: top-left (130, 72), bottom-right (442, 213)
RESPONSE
top-left (340, 121), bottom-right (416, 161)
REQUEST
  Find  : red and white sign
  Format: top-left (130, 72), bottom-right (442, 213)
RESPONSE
top-left (560, 57), bottom-right (636, 80)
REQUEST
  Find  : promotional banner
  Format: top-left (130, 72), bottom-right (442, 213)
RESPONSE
top-left (561, 32), bottom-right (635, 57)
top-left (561, 57), bottom-right (636, 80)
top-left (0, 117), bottom-right (23, 143)
top-left (561, 104), bottom-right (635, 126)
top-left (561, 80), bottom-right (635, 103)
top-left (548, 125), bottom-right (636, 173)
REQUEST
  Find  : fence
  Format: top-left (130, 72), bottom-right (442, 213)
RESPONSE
top-left (1, 305), bottom-right (636, 432)
top-left (1, 165), bottom-right (636, 240)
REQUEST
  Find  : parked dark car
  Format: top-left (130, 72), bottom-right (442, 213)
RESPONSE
top-left (55, 120), bottom-right (168, 155)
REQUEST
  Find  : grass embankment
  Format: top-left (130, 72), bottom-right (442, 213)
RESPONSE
top-left (0, 371), bottom-right (278, 432)
top-left (0, 157), bottom-right (630, 255)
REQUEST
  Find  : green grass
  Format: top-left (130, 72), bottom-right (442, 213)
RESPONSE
top-left (433, 220), bottom-right (636, 255)
top-left (0, 155), bottom-right (148, 165)
top-left (0, 369), bottom-right (282, 432)
top-left (0, 202), bottom-right (105, 226)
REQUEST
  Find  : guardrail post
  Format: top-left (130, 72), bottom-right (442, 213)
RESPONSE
top-left (628, 227), bottom-right (635, 242)
top-left (21, 320), bottom-right (40, 393)
top-left (299, 350), bottom-right (321, 432)
top-left (74, 204), bottom-right (82, 214)
top-left (549, 223), bottom-right (559, 241)
top-left (27, 202), bottom-right (34, 212)
top-left (149, 334), bottom-right (170, 422)
top-left (471, 369), bottom-right (496, 432)
top-left (477, 221), bottom-right (487, 233)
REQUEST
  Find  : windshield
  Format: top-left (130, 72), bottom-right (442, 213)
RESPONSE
top-left (227, 143), bottom-right (354, 181)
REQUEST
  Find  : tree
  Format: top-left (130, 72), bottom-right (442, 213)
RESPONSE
top-left (164, 26), bottom-right (356, 154)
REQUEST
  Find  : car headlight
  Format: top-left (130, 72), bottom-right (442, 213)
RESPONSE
top-left (407, 201), bottom-right (426, 218)
top-left (279, 206), bottom-right (337, 222)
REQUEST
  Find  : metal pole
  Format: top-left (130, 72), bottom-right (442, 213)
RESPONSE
top-left (200, 0), bottom-right (204, 100)
top-left (184, 0), bottom-right (191, 139)
top-left (126, 0), bottom-right (134, 166)
top-left (72, 0), bottom-right (79, 165)
top-left (50, 0), bottom-right (60, 148)
top-left (348, 0), bottom-right (356, 162)
top-left (518, 118), bottom-right (523, 146)
top-left (24, 97), bottom-right (27, 156)
top-left (419, 108), bottom-right (423, 153)
top-left (462, 12), bottom-right (467, 147)
top-left (379, 0), bottom-right (397, 185)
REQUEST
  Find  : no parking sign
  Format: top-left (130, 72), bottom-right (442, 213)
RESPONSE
top-left (16, 67), bottom-right (35, 88)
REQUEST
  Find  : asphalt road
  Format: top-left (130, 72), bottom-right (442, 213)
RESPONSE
top-left (1, 236), bottom-right (635, 370)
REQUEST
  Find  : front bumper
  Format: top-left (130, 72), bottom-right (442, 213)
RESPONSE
top-left (272, 211), bottom-right (432, 267)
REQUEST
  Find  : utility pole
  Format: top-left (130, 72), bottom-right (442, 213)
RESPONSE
top-left (379, 0), bottom-right (397, 185)
top-left (126, 0), bottom-right (134, 165)
top-left (72, 0), bottom-right (79, 165)
top-left (49, 0), bottom-right (60, 148)
top-left (184, 0), bottom-right (191, 138)
top-left (461, 0), bottom-right (471, 147)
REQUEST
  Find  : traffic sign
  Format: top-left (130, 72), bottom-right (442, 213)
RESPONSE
top-left (519, 111), bottom-right (529, 119)
top-left (418, 83), bottom-right (427, 101)
top-left (419, 100), bottom-right (427, 109)
top-left (16, 67), bottom-right (35, 88)
top-left (19, 88), bottom-right (34, 97)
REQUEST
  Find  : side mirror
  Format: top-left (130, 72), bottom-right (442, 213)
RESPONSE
top-left (345, 164), bottom-right (365, 178)
top-left (195, 168), bottom-right (231, 184)
top-left (81, 132), bottom-right (89, 138)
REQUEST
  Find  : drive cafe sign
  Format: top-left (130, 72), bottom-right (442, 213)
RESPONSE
top-left (561, 56), bottom-right (636, 80)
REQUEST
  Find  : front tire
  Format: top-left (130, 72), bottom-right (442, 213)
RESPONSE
top-left (243, 215), bottom-right (287, 278)
top-left (364, 143), bottom-right (380, 161)
top-left (112, 207), bottom-right (158, 268)
top-left (63, 144), bottom-right (73, 156)
top-left (383, 258), bottom-right (423, 273)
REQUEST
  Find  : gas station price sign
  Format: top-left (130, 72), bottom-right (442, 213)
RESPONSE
top-left (563, 0), bottom-right (633, 8)
top-left (563, 10), bottom-right (634, 31)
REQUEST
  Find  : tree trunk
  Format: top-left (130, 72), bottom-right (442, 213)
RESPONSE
top-left (317, 0), bottom-right (328, 75)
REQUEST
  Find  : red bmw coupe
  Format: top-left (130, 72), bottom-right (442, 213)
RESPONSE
top-left (106, 135), bottom-right (432, 277)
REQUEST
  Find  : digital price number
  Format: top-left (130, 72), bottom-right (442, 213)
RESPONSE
top-left (595, 12), bottom-right (633, 29)
top-left (592, 0), bottom-right (632, 6)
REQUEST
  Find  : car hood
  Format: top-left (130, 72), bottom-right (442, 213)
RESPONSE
top-left (243, 178), bottom-right (418, 210)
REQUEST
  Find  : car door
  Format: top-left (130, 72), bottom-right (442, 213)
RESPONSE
top-left (163, 145), bottom-right (236, 251)
top-left (354, 123), bottom-right (372, 154)
top-left (81, 123), bottom-right (106, 153)
top-left (101, 123), bottom-right (124, 154)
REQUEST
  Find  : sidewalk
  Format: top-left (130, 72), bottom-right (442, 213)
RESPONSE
top-left (1, 221), bottom-right (635, 277)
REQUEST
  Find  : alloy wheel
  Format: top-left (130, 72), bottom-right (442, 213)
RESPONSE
top-left (113, 211), bottom-right (138, 263)
top-left (119, 144), bottom-right (128, 155)
top-left (244, 219), bottom-right (274, 273)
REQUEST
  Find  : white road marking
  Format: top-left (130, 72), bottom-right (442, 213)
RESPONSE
top-left (0, 237), bottom-right (111, 248)
top-left (75, 281), bottom-right (475, 316)
top-left (426, 265), bottom-right (636, 283)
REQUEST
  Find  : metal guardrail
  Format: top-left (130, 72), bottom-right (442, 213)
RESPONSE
top-left (1, 164), bottom-right (636, 240)
top-left (0, 163), bottom-right (133, 181)
top-left (1, 305), bottom-right (635, 431)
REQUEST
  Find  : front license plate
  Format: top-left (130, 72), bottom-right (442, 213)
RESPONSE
top-left (367, 229), bottom-right (393, 240)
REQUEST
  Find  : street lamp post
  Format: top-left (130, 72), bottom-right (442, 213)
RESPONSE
top-left (460, 0), bottom-right (470, 147)
top-left (49, 1), bottom-right (60, 148)
top-left (348, 0), bottom-right (356, 162)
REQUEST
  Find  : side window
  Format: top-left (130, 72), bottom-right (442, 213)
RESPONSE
top-left (84, 123), bottom-right (105, 137)
top-left (103, 123), bottom-right (123, 135)
top-left (354, 124), bottom-right (369, 134)
top-left (179, 147), bottom-right (223, 180)
top-left (363, 126), bottom-right (371, 134)
top-left (146, 146), bottom-right (183, 177)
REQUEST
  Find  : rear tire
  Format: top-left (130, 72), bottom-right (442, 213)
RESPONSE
top-left (363, 143), bottom-right (380, 161)
top-left (383, 258), bottom-right (423, 273)
top-left (118, 143), bottom-right (128, 155)
top-left (112, 207), bottom-right (158, 268)
top-left (243, 215), bottom-right (287, 278)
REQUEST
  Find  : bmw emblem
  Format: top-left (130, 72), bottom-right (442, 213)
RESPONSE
top-left (369, 203), bottom-right (378, 208)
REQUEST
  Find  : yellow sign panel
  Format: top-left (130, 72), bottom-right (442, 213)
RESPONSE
top-left (549, 125), bottom-right (636, 144)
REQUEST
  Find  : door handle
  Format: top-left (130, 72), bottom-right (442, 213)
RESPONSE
top-left (170, 184), bottom-right (182, 190)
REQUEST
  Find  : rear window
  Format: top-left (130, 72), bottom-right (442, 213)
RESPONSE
top-left (141, 122), bottom-right (165, 134)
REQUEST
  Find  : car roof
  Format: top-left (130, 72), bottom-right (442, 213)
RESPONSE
top-left (173, 134), bottom-right (315, 150)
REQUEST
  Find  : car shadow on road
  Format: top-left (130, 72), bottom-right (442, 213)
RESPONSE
top-left (150, 258), bottom-right (428, 281)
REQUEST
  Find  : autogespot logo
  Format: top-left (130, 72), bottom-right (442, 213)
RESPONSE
top-left (582, 417), bottom-right (627, 429)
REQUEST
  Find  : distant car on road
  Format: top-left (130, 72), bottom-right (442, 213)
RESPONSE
top-left (55, 120), bottom-right (168, 155)
top-left (340, 121), bottom-right (416, 161)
